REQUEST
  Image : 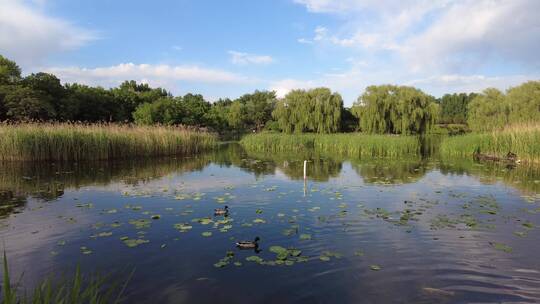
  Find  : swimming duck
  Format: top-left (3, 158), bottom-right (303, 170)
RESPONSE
top-left (214, 205), bottom-right (229, 216)
top-left (236, 237), bottom-right (260, 249)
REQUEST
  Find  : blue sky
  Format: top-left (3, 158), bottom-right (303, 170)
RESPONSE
top-left (1, 0), bottom-right (539, 105)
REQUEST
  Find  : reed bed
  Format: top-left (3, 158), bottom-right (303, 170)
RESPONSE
top-left (240, 133), bottom-right (421, 158)
top-left (440, 123), bottom-right (540, 163)
top-left (0, 123), bottom-right (217, 161)
top-left (2, 252), bottom-right (131, 304)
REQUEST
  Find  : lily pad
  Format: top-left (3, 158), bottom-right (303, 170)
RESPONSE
top-left (123, 238), bottom-right (150, 248)
top-left (490, 242), bottom-right (512, 253)
top-left (299, 234), bottom-right (312, 241)
top-left (370, 265), bottom-right (381, 271)
top-left (253, 218), bottom-right (266, 224)
top-left (202, 232), bottom-right (212, 237)
top-left (246, 255), bottom-right (264, 263)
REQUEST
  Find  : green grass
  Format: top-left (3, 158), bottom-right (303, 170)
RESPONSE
top-left (2, 251), bottom-right (132, 304)
top-left (0, 123), bottom-right (217, 161)
top-left (240, 133), bottom-right (421, 158)
top-left (440, 124), bottom-right (540, 163)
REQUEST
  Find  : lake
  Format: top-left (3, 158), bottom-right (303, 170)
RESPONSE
top-left (1, 144), bottom-right (540, 303)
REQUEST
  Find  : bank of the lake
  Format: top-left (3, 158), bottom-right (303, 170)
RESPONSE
top-left (440, 124), bottom-right (540, 163)
top-left (0, 123), bottom-right (217, 162)
top-left (240, 133), bottom-right (421, 158)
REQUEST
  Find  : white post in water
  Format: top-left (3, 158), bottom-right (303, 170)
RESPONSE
top-left (303, 160), bottom-right (307, 180)
top-left (303, 160), bottom-right (308, 197)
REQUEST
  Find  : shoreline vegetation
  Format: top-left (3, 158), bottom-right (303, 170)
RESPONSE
top-left (440, 124), bottom-right (540, 164)
top-left (240, 133), bottom-right (421, 158)
top-left (2, 252), bottom-right (130, 304)
top-left (0, 123), bottom-right (217, 161)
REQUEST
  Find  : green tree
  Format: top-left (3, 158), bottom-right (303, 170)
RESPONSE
top-left (0, 55), bottom-right (22, 120)
top-left (467, 88), bottom-right (508, 132)
top-left (352, 85), bottom-right (438, 135)
top-left (506, 81), bottom-right (540, 124)
top-left (111, 80), bottom-right (169, 122)
top-left (133, 97), bottom-right (179, 125)
top-left (4, 86), bottom-right (56, 120)
top-left (205, 98), bottom-right (232, 131)
top-left (272, 88), bottom-right (343, 133)
top-left (64, 84), bottom-right (117, 122)
top-left (439, 93), bottom-right (476, 124)
top-left (228, 100), bottom-right (247, 130)
top-left (177, 93), bottom-right (210, 126)
top-left (0, 55), bottom-right (21, 85)
top-left (235, 90), bottom-right (277, 131)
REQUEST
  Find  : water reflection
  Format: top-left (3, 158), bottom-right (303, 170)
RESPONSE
top-left (0, 143), bottom-right (539, 303)
top-left (1, 144), bottom-right (540, 209)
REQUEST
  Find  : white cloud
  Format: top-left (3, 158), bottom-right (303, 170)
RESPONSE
top-left (297, 38), bottom-right (313, 44)
top-left (295, 0), bottom-right (540, 72)
top-left (0, 0), bottom-right (97, 66)
top-left (228, 50), bottom-right (274, 65)
top-left (401, 0), bottom-right (540, 71)
top-left (269, 78), bottom-right (317, 98)
top-left (45, 63), bottom-right (250, 89)
top-left (171, 45), bottom-right (183, 51)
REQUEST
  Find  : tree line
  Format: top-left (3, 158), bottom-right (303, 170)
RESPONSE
top-left (1, 55), bottom-right (538, 135)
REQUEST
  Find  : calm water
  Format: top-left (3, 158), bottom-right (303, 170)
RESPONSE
top-left (1, 144), bottom-right (540, 303)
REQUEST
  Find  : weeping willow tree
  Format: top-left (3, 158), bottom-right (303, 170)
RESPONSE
top-left (351, 85), bottom-right (438, 135)
top-left (467, 81), bottom-right (540, 132)
top-left (507, 81), bottom-right (540, 125)
top-left (467, 88), bottom-right (509, 132)
top-left (272, 87), bottom-right (343, 133)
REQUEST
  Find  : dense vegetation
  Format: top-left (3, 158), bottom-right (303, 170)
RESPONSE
top-left (351, 85), bottom-right (439, 135)
top-left (2, 252), bottom-right (130, 304)
top-left (467, 83), bottom-right (540, 132)
top-left (0, 123), bottom-right (216, 161)
top-left (272, 88), bottom-right (343, 133)
top-left (240, 133), bottom-right (420, 158)
top-left (2, 53), bottom-right (539, 154)
top-left (440, 124), bottom-right (540, 163)
top-left (438, 93), bottom-right (477, 124)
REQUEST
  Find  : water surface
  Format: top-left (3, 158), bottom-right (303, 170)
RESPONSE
top-left (1, 144), bottom-right (540, 303)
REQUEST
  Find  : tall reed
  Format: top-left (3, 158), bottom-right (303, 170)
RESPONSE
top-left (240, 133), bottom-right (421, 158)
top-left (2, 251), bottom-right (131, 304)
top-left (0, 123), bottom-right (217, 161)
top-left (440, 123), bottom-right (540, 163)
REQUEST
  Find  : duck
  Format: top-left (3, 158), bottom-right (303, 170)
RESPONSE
top-left (236, 236), bottom-right (260, 249)
top-left (214, 205), bottom-right (229, 216)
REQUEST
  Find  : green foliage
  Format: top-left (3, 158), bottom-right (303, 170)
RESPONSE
top-left (467, 88), bottom-right (508, 132)
top-left (272, 87), bottom-right (343, 133)
top-left (352, 85), bottom-right (438, 135)
top-left (2, 251), bottom-right (131, 304)
top-left (240, 133), bottom-right (420, 158)
top-left (439, 93), bottom-right (476, 124)
top-left (227, 100), bottom-right (246, 130)
top-left (4, 86), bottom-right (56, 120)
top-left (111, 80), bottom-right (169, 122)
top-left (440, 124), bottom-right (540, 163)
top-left (0, 55), bottom-right (21, 85)
top-left (507, 81), bottom-right (540, 124)
top-left (0, 54), bottom-right (537, 137)
top-left (467, 81), bottom-right (540, 132)
top-left (0, 123), bottom-right (217, 161)
top-left (133, 94), bottom-right (211, 126)
top-left (133, 98), bottom-right (178, 125)
top-left (235, 90), bottom-right (276, 131)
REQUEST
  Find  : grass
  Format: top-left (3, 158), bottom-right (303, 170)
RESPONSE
top-left (240, 133), bottom-right (421, 158)
top-left (2, 251), bottom-right (132, 304)
top-left (440, 123), bottom-right (540, 163)
top-left (0, 123), bottom-right (217, 161)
